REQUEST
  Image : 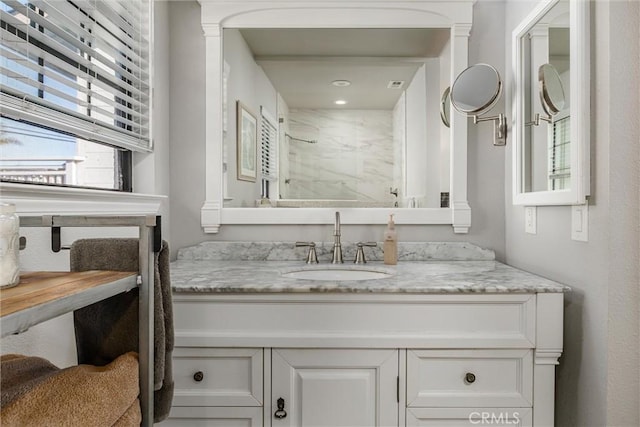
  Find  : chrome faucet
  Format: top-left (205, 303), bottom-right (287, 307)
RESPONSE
top-left (295, 241), bottom-right (318, 264)
top-left (331, 211), bottom-right (343, 263)
top-left (354, 242), bottom-right (377, 264)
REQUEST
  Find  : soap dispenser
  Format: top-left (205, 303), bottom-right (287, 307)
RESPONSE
top-left (383, 214), bottom-right (398, 265)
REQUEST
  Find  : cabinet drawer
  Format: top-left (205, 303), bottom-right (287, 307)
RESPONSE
top-left (173, 294), bottom-right (535, 349)
top-left (173, 347), bottom-right (263, 407)
top-left (407, 350), bottom-right (533, 408)
top-left (165, 406), bottom-right (262, 426)
top-left (407, 408), bottom-right (532, 426)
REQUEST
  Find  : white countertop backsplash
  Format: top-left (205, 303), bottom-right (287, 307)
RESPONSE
top-left (171, 242), bottom-right (569, 294)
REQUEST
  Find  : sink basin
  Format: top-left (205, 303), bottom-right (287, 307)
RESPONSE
top-left (282, 267), bottom-right (393, 281)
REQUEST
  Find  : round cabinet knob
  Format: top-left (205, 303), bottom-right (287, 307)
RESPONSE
top-left (193, 371), bottom-right (204, 382)
top-left (464, 372), bottom-right (476, 384)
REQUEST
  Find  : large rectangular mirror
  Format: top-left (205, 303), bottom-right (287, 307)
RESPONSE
top-left (512, 0), bottom-right (590, 205)
top-left (223, 28), bottom-right (451, 209)
top-left (197, 0), bottom-right (474, 232)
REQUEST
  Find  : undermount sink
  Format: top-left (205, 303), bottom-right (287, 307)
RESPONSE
top-left (282, 267), bottom-right (393, 281)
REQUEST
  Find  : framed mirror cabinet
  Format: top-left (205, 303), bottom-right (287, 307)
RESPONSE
top-left (512, 0), bottom-right (590, 206)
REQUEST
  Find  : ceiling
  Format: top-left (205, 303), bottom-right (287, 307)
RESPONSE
top-left (237, 28), bottom-right (450, 109)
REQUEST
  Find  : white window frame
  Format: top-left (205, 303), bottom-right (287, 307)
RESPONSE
top-left (0, 181), bottom-right (164, 215)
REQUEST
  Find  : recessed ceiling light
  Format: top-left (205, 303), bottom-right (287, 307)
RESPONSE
top-left (335, 99), bottom-right (348, 105)
top-left (332, 80), bottom-right (351, 87)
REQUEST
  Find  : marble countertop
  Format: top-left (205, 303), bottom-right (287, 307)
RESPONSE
top-left (170, 260), bottom-right (570, 294)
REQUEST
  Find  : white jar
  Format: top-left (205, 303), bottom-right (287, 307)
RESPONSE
top-left (0, 203), bottom-right (20, 289)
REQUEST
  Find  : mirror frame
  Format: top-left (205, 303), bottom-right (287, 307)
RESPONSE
top-left (512, 0), bottom-right (590, 206)
top-left (450, 63), bottom-right (503, 115)
top-left (198, 0), bottom-right (475, 233)
top-left (539, 64), bottom-right (565, 116)
top-left (440, 86), bottom-right (451, 128)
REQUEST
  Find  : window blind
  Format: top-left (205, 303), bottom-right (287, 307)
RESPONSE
top-left (0, 0), bottom-right (152, 152)
top-left (549, 115), bottom-right (570, 190)
top-left (260, 107), bottom-right (277, 182)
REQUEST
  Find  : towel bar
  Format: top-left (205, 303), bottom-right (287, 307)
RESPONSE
top-left (47, 216), bottom-right (162, 253)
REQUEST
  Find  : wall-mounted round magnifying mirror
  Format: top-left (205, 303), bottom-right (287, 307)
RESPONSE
top-left (450, 63), bottom-right (506, 146)
top-left (450, 63), bottom-right (502, 115)
top-left (440, 87), bottom-right (451, 128)
top-left (538, 63), bottom-right (565, 116)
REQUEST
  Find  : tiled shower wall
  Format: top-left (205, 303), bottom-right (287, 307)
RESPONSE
top-left (283, 109), bottom-right (399, 205)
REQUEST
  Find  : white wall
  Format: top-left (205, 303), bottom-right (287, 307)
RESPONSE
top-left (168, 0), bottom-right (507, 261)
top-left (405, 64), bottom-right (428, 205)
top-left (463, 0), bottom-right (507, 261)
top-left (439, 38), bottom-right (451, 194)
top-left (223, 29), bottom-right (278, 207)
top-left (602, 2), bottom-right (640, 424)
top-left (168, 0), bottom-right (207, 260)
top-left (424, 58), bottom-right (442, 208)
top-left (392, 93), bottom-right (406, 204)
top-left (504, 1), bottom-right (640, 426)
top-left (277, 93), bottom-right (291, 200)
top-left (404, 59), bottom-right (446, 209)
top-left (136, 0), bottom-right (172, 238)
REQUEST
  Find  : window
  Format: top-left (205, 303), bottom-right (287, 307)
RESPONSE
top-left (260, 107), bottom-right (277, 199)
top-left (549, 114), bottom-right (570, 190)
top-left (0, 0), bottom-right (151, 191)
top-left (0, 117), bottom-right (132, 190)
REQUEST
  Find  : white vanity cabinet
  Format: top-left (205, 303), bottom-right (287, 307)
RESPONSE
top-left (169, 291), bottom-right (564, 427)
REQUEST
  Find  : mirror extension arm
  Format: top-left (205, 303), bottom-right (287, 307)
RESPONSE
top-left (473, 113), bottom-right (507, 146)
top-left (525, 112), bottom-right (552, 127)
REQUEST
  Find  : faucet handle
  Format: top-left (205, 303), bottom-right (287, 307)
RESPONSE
top-left (295, 241), bottom-right (319, 264)
top-left (354, 242), bottom-right (377, 264)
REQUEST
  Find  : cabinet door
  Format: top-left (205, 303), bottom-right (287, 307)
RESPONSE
top-left (272, 349), bottom-right (398, 427)
top-left (406, 408), bottom-right (532, 427)
top-left (165, 406), bottom-right (262, 426)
